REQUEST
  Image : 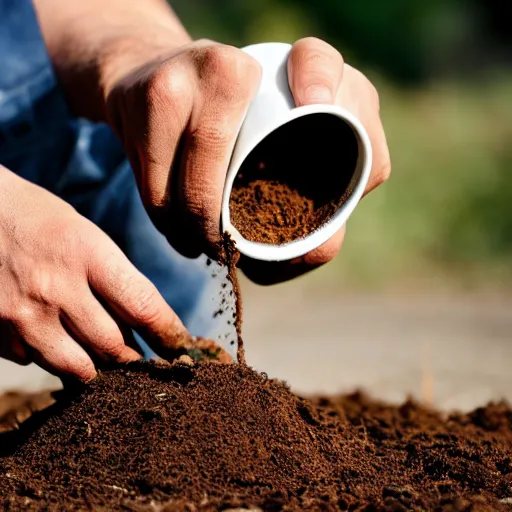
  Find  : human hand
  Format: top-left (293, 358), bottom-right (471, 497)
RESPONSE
top-left (103, 37), bottom-right (389, 281)
top-left (33, 0), bottom-right (389, 282)
top-left (241, 37), bottom-right (391, 284)
top-left (104, 39), bottom-right (261, 259)
top-left (0, 166), bottom-right (191, 381)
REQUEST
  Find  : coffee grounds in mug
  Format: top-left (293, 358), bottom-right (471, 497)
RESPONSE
top-left (230, 179), bottom-right (348, 245)
top-left (228, 113), bottom-right (357, 245)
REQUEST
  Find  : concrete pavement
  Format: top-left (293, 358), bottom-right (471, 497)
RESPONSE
top-left (1, 277), bottom-right (511, 412)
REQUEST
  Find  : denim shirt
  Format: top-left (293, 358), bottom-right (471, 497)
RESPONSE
top-left (0, 0), bottom-right (217, 340)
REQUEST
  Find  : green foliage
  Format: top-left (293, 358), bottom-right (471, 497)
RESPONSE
top-left (168, 0), bottom-right (512, 289)
top-left (326, 77), bottom-right (512, 289)
top-left (171, 0), bottom-right (510, 84)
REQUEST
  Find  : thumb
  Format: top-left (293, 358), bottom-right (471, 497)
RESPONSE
top-left (287, 37), bottom-right (344, 106)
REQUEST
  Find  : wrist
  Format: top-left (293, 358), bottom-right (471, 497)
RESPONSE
top-left (60, 28), bottom-right (192, 122)
top-left (98, 29), bottom-right (192, 106)
top-left (33, 0), bottom-right (192, 121)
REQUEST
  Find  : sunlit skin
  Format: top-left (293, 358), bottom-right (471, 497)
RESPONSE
top-left (0, 0), bottom-right (390, 380)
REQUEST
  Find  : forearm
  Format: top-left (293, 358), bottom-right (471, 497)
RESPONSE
top-left (32, 0), bottom-right (192, 120)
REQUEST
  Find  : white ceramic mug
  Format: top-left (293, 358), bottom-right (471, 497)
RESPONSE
top-left (221, 42), bottom-right (372, 262)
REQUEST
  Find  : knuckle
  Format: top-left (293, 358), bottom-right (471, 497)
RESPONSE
top-left (200, 45), bottom-right (239, 75)
top-left (146, 70), bottom-right (170, 106)
top-left (188, 123), bottom-right (231, 155)
top-left (296, 37), bottom-right (344, 67)
top-left (146, 65), bottom-right (187, 107)
top-left (133, 289), bottom-right (162, 326)
top-left (120, 277), bottom-right (162, 326)
top-left (11, 305), bottom-right (37, 329)
top-left (26, 268), bottom-right (57, 307)
top-left (197, 45), bottom-right (260, 101)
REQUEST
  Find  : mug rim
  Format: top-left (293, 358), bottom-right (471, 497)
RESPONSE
top-left (221, 103), bottom-right (373, 262)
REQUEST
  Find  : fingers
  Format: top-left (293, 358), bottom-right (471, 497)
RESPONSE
top-left (178, 44), bottom-right (262, 254)
top-left (125, 42), bottom-right (261, 258)
top-left (61, 289), bottom-right (141, 364)
top-left (283, 38), bottom-right (347, 272)
top-left (335, 64), bottom-right (391, 195)
top-left (17, 320), bottom-right (97, 382)
top-left (87, 240), bottom-right (191, 359)
top-left (241, 225), bottom-right (346, 284)
top-left (138, 60), bottom-right (194, 224)
top-left (290, 41), bottom-right (390, 198)
top-left (288, 37), bottom-right (344, 106)
top-left (1, 317), bottom-right (97, 381)
top-left (139, 38), bottom-right (216, 215)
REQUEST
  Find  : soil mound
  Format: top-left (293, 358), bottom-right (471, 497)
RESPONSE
top-left (1, 362), bottom-right (512, 511)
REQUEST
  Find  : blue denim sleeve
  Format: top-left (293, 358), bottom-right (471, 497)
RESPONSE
top-left (0, 0), bottom-right (74, 188)
top-left (0, 0), bottom-right (220, 344)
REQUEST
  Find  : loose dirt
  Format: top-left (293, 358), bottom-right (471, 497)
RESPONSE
top-left (1, 361), bottom-right (511, 511)
top-left (220, 234), bottom-right (245, 364)
top-left (229, 113), bottom-right (357, 245)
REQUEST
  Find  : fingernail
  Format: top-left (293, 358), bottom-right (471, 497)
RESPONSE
top-left (303, 84), bottom-right (333, 105)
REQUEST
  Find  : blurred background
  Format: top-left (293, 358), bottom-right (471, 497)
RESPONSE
top-left (172, 0), bottom-right (512, 290)
top-left (172, 0), bottom-right (512, 410)
top-left (2, 0), bottom-right (511, 411)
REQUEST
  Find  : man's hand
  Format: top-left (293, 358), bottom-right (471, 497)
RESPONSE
top-left (243, 37), bottom-right (391, 283)
top-left (34, 0), bottom-right (390, 281)
top-left (0, 166), bottom-right (190, 381)
top-left (104, 37), bottom-right (390, 282)
top-left (104, 40), bottom-right (262, 258)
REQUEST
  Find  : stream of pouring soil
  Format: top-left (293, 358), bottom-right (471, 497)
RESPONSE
top-left (221, 233), bottom-right (245, 365)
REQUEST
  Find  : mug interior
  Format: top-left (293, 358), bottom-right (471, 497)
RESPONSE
top-left (228, 113), bottom-right (360, 246)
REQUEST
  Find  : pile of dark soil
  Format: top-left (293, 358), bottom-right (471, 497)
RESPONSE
top-left (229, 114), bottom-right (356, 245)
top-left (1, 361), bottom-right (512, 511)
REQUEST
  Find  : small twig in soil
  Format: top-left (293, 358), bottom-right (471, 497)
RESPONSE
top-left (106, 484), bottom-right (128, 494)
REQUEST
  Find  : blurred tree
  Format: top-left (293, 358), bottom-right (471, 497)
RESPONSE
top-left (171, 0), bottom-right (511, 85)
